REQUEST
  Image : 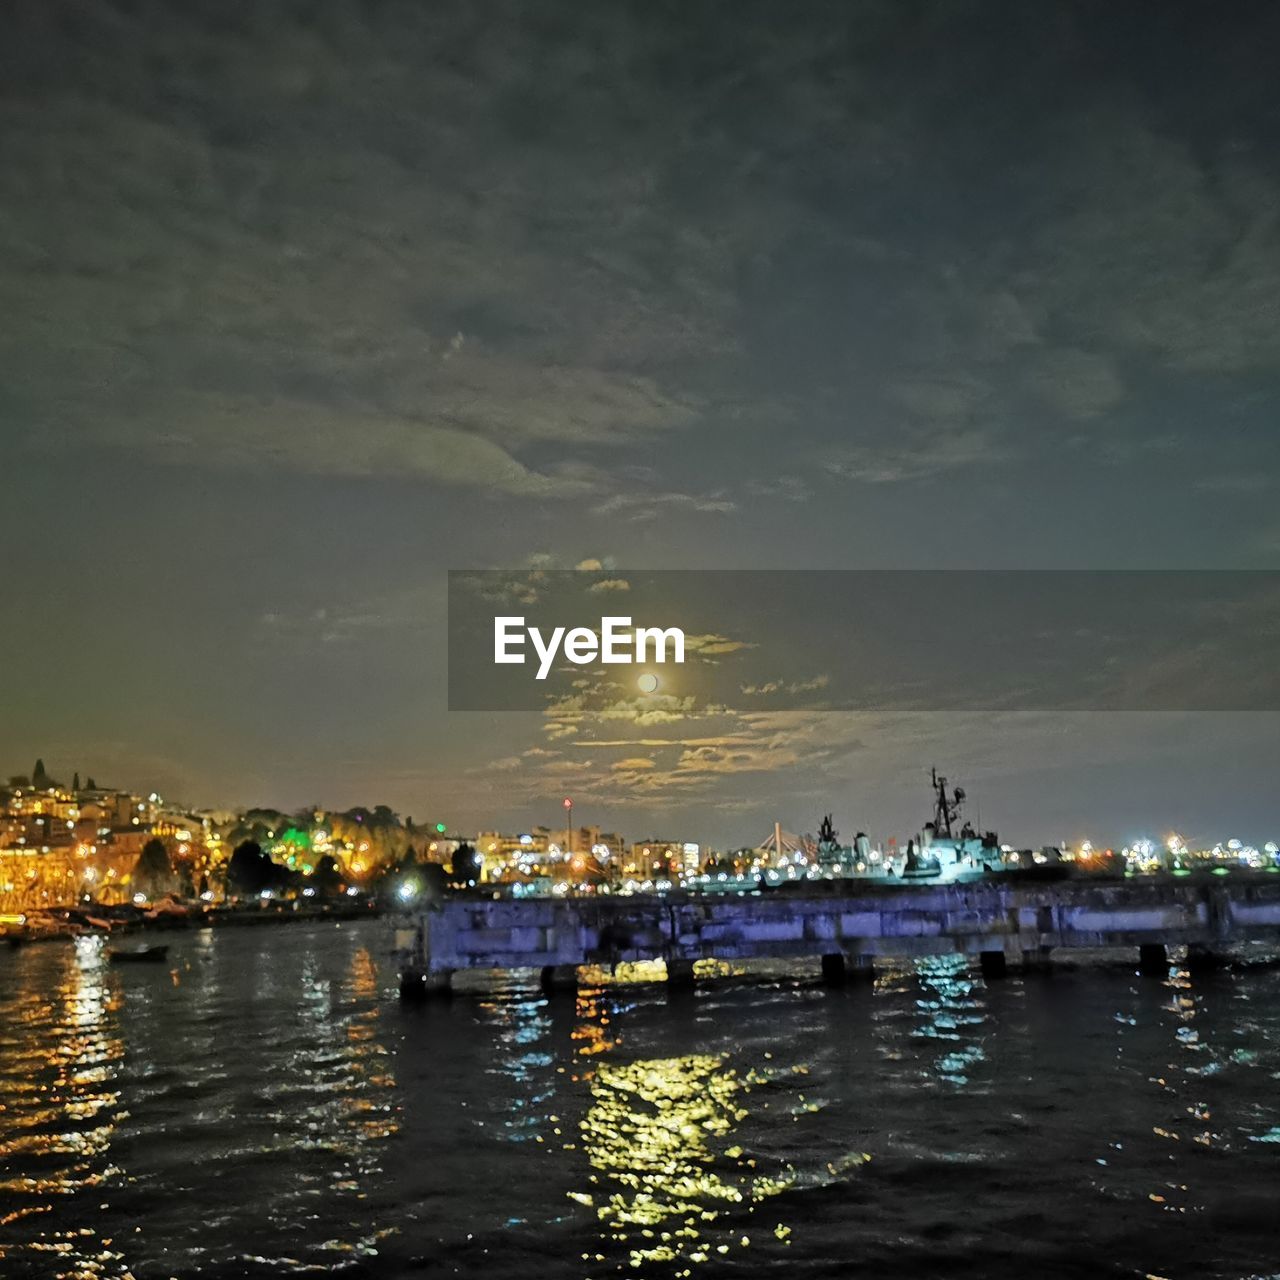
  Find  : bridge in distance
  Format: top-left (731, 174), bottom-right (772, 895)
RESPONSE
top-left (394, 873), bottom-right (1280, 997)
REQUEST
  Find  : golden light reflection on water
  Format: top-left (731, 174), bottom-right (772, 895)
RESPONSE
top-left (1141, 960), bottom-right (1219, 1212)
top-left (572, 985), bottom-right (620, 1060)
top-left (575, 1036), bottom-right (791, 1272)
top-left (345, 947), bottom-right (399, 1145)
top-left (0, 935), bottom-right (128, 1278)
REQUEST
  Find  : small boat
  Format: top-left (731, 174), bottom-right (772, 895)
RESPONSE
top-left (109, 944), bottom-right (169, 964)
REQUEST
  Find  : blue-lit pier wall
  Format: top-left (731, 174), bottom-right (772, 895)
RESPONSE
top-left (394, 876), bottom-right (1280, 995)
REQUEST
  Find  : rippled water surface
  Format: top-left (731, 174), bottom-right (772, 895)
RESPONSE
top-left (2, 921), bottom-right (1279, 1279)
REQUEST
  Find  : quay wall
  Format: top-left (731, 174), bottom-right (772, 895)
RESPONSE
top-left (395, 876), bottom-right (1280, 990)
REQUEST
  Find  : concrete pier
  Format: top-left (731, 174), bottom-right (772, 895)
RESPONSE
top-left (394, 875), bottom-right (1280, 997)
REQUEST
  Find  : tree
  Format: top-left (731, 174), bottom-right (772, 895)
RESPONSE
top-left (420, 861), bottom-right (449, 897)
top-left (72, 771), bottom-right (81, 792)
top-left (134, 838), bottom-right (173, 899)
top-left (226, 840), bottom-right (275, 898)
top-left (86, 776), bottom-right (97, 790)
top-left (32, 758), bottom-right (48, 787)
top-left (376, 855), bottom-right (448, 907)
top-left (313, 854), bottom-right (344, 897)
top-left (449, 841), bottom-right (481, 888)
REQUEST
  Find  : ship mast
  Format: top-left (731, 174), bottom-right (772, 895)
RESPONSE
top-left (931, 767), bottom-right (962, 839)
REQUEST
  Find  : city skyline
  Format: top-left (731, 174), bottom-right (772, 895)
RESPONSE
top-left (5, 740), bottom-right (1277, 856)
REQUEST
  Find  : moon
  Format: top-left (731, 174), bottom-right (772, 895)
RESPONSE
top-left (637, 672), bottom-right (659, 695)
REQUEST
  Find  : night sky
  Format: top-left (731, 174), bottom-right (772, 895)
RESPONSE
top-left (2, 0), bottom-right (1278, 848)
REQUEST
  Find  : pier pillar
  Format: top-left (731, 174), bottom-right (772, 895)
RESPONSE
top-left (540, 964), bottom-right (579, 995)
top-left (399, 968), bottom-right (453, 1001)
top-left (1138, 943), bottom-right (1168, 976)
top-left (979, 949), bottom-right (1008, 980)
top-left (1186, 944), bottom-right (1227, 974)
top-left (820, 952), bottom-right (847, 985)
top-left (666, 957), bottom-right (696, 990)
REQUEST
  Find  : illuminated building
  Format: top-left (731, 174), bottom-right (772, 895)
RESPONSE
top-left (626, 839), bottom-right (689, 880)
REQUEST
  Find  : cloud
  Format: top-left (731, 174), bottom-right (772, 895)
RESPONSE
top-left (1017, 113), bottom-right (1280, 377)
top-left (1021, 348), bottom-right (1125, 420)
top-left (888, 374), bottom-right (990, 422)
top-left (9, 3), bottom-right (1280, 517)
top-left (588, 577), bottom-right (631, 592)
top-left (0, 8), bottom-right (729, 495)
top-left (542, 758), bottom-right (590, 773)
top-left (683, 634), bottom-right (754, 657)
top-left (99, 398), bottom-right (595, 495)
top-left (742, 675), bottom-right (830, 696)
top-left (745, 475), bottom-right (812, 503)
top-left (485, 755), bottom-right (525, 773)
top-left (1194, 474), bottom-right (1274, 495)
top-left (822, 429), bottom-right (998, 485)
top-left (544, 721), bottom-right (581, 740)
top-left (590, 491), bottom-right (738, 520)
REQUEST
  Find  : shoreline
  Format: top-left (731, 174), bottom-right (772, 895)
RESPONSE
top-left (2, 901), bottom-right (381, 947)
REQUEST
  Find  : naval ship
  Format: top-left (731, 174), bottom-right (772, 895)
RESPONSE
top-left (811, 768), bottom-right (1005, 884)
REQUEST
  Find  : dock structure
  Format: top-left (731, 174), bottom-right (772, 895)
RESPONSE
top-left (393, 875), bottom-right (1280, 998)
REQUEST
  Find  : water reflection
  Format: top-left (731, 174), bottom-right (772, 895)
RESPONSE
top-left (4, 931), bottom-right (1280, 1279)
top-left (870, 954), bottom-right (989, 1090)
top-left (572, 983), bottom-right (620, 1060)
top-left (0, 935), bottom-right (127, 1278)
top-left (253, 941), bottom-right (398, 1263)
top-left (479, 981), bottom-right (557, 1145)
top-left (913, 954), bottom-right (988, 1087)
top-left (340, 946), bottom-right (399, 1152)
top-left (573, 986), bottom-right (790, 1273)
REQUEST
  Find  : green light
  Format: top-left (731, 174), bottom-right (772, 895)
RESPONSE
top-left (436, 823), bottom-right (446, 833)
top-left (1211, 867), bottom-right (1230, 876)
top-left (1171, 868), bottom-right (1191, 877)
